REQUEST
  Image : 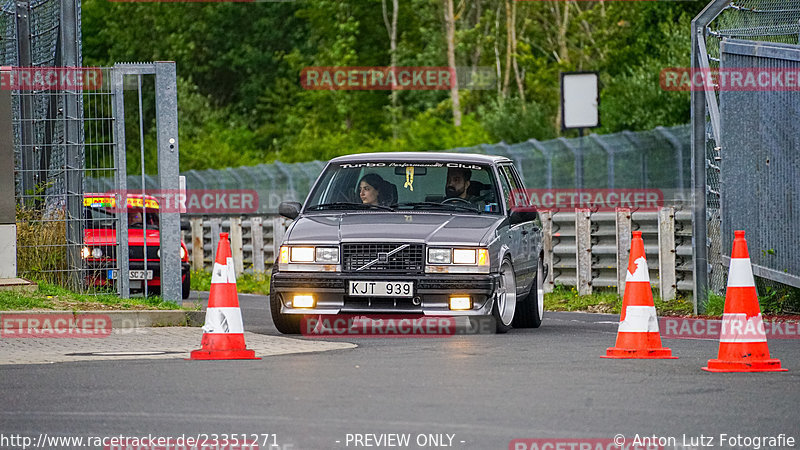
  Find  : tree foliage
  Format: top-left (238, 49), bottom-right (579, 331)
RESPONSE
top-left (81, 0), bottom-right (704, 171)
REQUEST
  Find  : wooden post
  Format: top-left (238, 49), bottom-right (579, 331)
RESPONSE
top-left (615, 208), bottom-right (631, 296)
top-left (541, 210), bottom-right (554, 293)
top-left (251, 216), bottom-right (265, 273)
top-left (658, 206), bottom-right (677, 300)
top-left (190, 217), bottom-right (204, 271)
top-left (230, 217), bottom-right (244, 275)
top-left (575, 209), bottom-right (592, 296)
top-left (271, 216), bottom-right (286, 264)
top-left (210, 218), bottom-right (222, 265)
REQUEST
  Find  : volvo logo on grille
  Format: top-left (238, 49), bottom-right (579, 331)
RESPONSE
top-left (356, 244), bottom-right (410, 271)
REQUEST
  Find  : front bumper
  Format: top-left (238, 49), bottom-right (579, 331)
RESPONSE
top-left (84, 260), bottom-right (190, 289)
top-left (271, 271), bottom-right (499, 315)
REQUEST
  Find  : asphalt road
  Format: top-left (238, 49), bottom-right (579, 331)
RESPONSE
top-left (1, 292), bottom-right (798, 450)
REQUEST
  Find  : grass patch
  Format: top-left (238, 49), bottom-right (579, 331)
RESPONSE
top-left (545, 285), bottom-right (695, 316)
top-left (190, 270), bottom-right (270, 295)
top-left (0, 282), bottom-right (185, 311)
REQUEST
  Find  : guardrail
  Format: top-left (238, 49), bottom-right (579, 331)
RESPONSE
top-left (541, 207), bottom-right (693, 299)
top-left (181, 216), bottom-right (290, 274)
top-left (181, 206), bottom-right (693, 298)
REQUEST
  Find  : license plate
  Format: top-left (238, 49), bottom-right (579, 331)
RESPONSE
top-left (108, 270), bottom-right (153, 281)
top-left (348, 281), bottom-right (413, 297)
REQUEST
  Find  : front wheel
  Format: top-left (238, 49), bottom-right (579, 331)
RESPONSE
top-left (492, 258), bottom-right (517, 333)
top-left (513, 255), bottom-right (544, 328)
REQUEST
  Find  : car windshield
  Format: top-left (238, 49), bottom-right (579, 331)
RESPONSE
top-left (305, 161), bottom-right (502, 214)
top-left (83, 206), bottom-right (160, 230)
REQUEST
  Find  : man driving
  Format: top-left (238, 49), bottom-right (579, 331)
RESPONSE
top-left (445, 167), bottom-right (471, 199)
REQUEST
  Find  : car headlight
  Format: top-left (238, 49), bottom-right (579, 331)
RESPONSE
top-left (92, 247), bottom-right (104, 259)
top-left (315, 247), bottom-right (339, 263)
top-left (81, 246), bottom-right (91, 259)
top-left (427, 248), bottom-right (490, 274)
top-left (453, 249), bottom-right (476, 264)
top-left (279, 245), bottom-right (340, 272)
top-left (428, 248), bottom-right (451, 264)
top-left (180, 246), bottom-right (187, 260)
top-left (290, 247), bottom-right (315, 262)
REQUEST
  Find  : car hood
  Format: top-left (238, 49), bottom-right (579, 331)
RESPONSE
top-left (286, 213), bottom-right (502, 246)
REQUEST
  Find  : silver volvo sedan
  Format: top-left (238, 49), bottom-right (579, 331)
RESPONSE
top-left (270, 152), bottom-right (544, 334)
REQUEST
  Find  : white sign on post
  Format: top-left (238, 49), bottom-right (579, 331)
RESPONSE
top-left (561, 72), bottom-right (599, 130)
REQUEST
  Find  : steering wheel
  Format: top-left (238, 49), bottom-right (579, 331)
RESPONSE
top-left (442, 197), bottom-right (474, 206)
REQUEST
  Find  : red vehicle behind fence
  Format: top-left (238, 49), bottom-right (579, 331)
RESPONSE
top-left (82, 193), bottom-right (191, 299)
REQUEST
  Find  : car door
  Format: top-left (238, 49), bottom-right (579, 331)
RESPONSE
top-left (499, 164), bottom-right (536, 291)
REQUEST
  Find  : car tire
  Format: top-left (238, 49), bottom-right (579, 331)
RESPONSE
top-left (269, 289), bottom-right (302, 335)
top-left (492, 258), bottom-right (517, 333)
top-left (182, 271), bottom-right (191, 300)
top-left (512, 255), bottom-right (544, 329)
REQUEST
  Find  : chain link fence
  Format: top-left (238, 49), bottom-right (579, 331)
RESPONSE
top-left (2, 0), bottom-right (94, 290)
top-left (693, 0), bottom-right (800, 311)
top-left (85, 124), bottom-right (691, 215)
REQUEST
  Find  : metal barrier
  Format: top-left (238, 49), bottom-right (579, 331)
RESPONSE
top-left (187, 207), bottom-right (694, 299)
top-left (542, 208), bottom-right (693, 299)
top-left (182, 216), bottom-right (290, 273)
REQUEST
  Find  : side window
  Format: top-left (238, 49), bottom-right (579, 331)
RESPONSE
top-left (500, 165), bottom-right (527, 210)
top-left (496, 169), bottom-right (513, 212)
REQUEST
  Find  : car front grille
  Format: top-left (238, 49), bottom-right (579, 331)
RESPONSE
top-left (129, 245), bottom-right (159, 260)
top-left (342, 243), bottom-right (424, 273)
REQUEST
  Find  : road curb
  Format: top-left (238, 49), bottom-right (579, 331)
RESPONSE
top-left (0, 310), bottom-right (205, 328)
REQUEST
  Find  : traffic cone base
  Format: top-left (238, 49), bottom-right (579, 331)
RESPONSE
top-left (190, 232), bottom-right (260, 360)
top-left (702, 359), bottom-right (786, 373)
top-left (603, 331), bottom-right (677, 359)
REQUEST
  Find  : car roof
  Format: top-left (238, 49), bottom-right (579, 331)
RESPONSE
top-left (329, 152), bottom-right (512, 165)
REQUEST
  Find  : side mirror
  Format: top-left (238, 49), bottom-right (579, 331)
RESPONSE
top-left (509, 209), bottom-right (538, 225)
top-left (278, 201), bottom-right (302, 220)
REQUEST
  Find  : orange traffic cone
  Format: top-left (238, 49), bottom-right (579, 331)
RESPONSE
top-left (190, 233), bottom-right (259, 360)
top-left (702, 231), bottom-right (786, 372)
top-left (603, 231), bottom-right (677, 359)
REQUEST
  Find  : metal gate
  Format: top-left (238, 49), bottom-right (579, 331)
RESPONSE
top-left (719, 40), bottom-right (800, 288)
top-left (691, 0), bottom-right (800, 310)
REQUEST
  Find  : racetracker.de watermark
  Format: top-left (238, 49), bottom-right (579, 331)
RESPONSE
top-left (661, 67), bottom-right (800, 91)
top-left (0, 67), bottom-right (102, 90)
top-left (510, 189), bottom-right (664, 212)
top-left (1, 314), bottom-right (112, 338)
top-left (300, 66), bottom-right (495, 90)
top-left (86, 189), bottom-right (259, 214)
top-left (510, 438), bottom-right (663, 450)
top-left (301, 314), bottom-right (498, 337)
top-left (660, 317), bottom-right (800, 340)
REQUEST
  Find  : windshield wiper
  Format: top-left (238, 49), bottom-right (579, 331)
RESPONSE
top-left (307, 202), bottom-right (394, 211)
top-left (395, 202), bottom-right (481, 213)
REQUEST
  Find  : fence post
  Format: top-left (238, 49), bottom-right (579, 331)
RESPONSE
top-left (575, 209), bottom-right (592, 295)
top-left (658, 206), bottom-right (677, 300)
top-left (230, 217), bottom-right (244, 275)
top-left (251, 216), bottom-right (265, 273)
top-left (190, 217), bottom-right (204, 271)
top-left (541, 211), bottom-right (554, 293)
top-left (615, 208), bottom-right (631, 296)
top-left (210, 218), bottom-right (222, 264)
top-left (272, 217), bottom-right (286, 263)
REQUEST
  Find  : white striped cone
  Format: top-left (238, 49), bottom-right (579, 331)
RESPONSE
top-left (703, 231), bottom-right (784, 372)
top-left (190, 233), bottom-right (258, 360)
top-left (603, 231), bottom-right (676, 359)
